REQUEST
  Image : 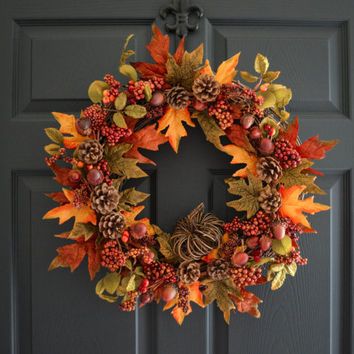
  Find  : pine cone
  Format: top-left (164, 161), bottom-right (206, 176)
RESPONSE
top-left (258, 185), bottom-right (281, 213)
top-left (77, 139), bottom-right (103, 164)
top-left (166, 86), bottom-right (190, 109)
top-left (99, 212), bottom-right (125, 239)
top-left (192, 74), bottom-right (221, 103)
top-left (207, 259), bottom-right (230, 280)
top-left (91, 182), bottom-right (119, 215)
top-left (256, 157), bottom-right (283, 184)
top-left (177, 262), bottom-right (201, 284)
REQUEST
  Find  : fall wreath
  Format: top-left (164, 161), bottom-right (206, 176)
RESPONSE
top-left (43, 25), bottom-right (337, 324)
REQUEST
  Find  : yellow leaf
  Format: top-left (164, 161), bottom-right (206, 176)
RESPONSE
top-left (214, 52), bottom-right (240, 84)
top-left (199, 59), bottom-right (214, 76)
top-left (52, 112), bottom-right (89, 149)
top-left (254, 53), bottom-right (269, 75)
top-left (222, 144), bottom-right (257, 178)
top-left (279, 185), bottom-right (330, 229)
top-left (158, 107), bottom-right (195, 153)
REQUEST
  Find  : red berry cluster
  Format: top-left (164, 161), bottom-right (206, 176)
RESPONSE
top-left (120, 291), bottom-right (138, 311)
top-left (83, 104), bottom-right (108, 130)
top-left (281, 217), bottom-right (304, 237)
top-left (276, 250), bottom-right (308, 266)
top-left (101, 240), bottom-right (126, 272)
top-left (100, 124), bottom-right (132, 146)
top-left (104, 74), bottom-right (120, 89)
top-left (273, 138), bottom-right (301, 169)
top-left (44, 148), bottom-right (66, 166)
top-left (229, 266), bottom-right (263, 289)
top-left (150, 76), bottom-right (165, 90)
top-left (102, 88), bottom-right (119, 105)
top-left (126, 247), bottom-right (154, 264)
top-left (128, 80), bottom-right (154, 101)
top-left (208, 99), bottom-right (233, 130)
top-left (143, 261), bottom-right (177, 283)
top-left (96, 159), bottom-right (111, 184)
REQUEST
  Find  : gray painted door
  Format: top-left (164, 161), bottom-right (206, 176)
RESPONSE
top-left (1, 0), bottom-right (353, 353)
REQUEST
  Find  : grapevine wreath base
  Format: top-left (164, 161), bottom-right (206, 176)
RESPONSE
top-left (43, 25), bottom-right (337, 324)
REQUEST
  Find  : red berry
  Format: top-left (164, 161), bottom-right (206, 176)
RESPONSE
top-left (138, 278), bottom-right (149, 293)
top-left (130, 222), bottom-right (147, 239)
top-left (272, 222), bottom-right (286, 240)
top-left (193, 100), bottom-right (207, 111)
top-left (76, 117), bottom-right (92, 136)
top-left (68, 170), bottom-right (81, 184)
top-left (259, 236), bottom-right (272, 251)
top-left (161, 284), bottom-right (177, 302)
top-left (150, 91), bottom-right (165, 106)
top-left (258, 138), bottom-right (274, 155)
top-left (246, 236), bottom-right (259, 249)
top-left (268, 127), bottom-right (276, 137)
top-left (231, 252), bottom-right (249, 266)
top-left (139, 292), bottom-right (152, 306)
top-left (87, 169), bottom-right (104, 185)
top-left (252, 249), bottom-right (263, 263)
top-left (240, 114), bottom-right (255, 129)
top-left (249, 126), bottom-right (262, 139)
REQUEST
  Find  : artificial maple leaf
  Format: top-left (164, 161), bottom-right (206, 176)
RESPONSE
top-left (123, 123), bottom-right (168, 165)
top-left (222, 144), bottom-right (257, 178)
top-left (232, 289), bottom-right (262, 318)
top-left (121, 205), bottom-right (154, 236)
top-left (131, 62), bottom-right (166, 79)
top-left (279, 116), bottom-right (299, 146)
top-left (158, 107), bottom-right (195, 153)
top-left (43, 189), bottom-right (97, 225)
top-left (49, 237), bottom-right (100, 280)
top-left (49, 163), bottom-right (78, 188)
top-left (279, 185), bottom-right (330, 229)
top-left (146, 23), bottom-right (170, 65)
top-left (46, 191), bottom-right (69, 204)
top-left (214, 53), bottom-right (240, 84)
top-left (225, 125), bottom-right (256, 153)
top-left (225, 174), bottom-right (262, 218)
top-left (52, 112), bottom-right (89, 149)
top-left (199, 59), bottom-right (213, 76)
top-left (173, 36), bottom-right (185, 64)
top-left (296, 136), bottom-right (338, 160)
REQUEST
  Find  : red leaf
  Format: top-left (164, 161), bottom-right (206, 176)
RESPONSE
top-left (304, 167), bottom-right (324, 177)
top-left (234, 289), bottom-right (262, 318)
top-left (49, 163), bottom-right (77, 188)
top-left (225, 125), bottom-right (255, 153)
top-left (86, 240), bottom-right (101, 280)
top-left (46, 192), bottom-right (69, 204)
top-left (296, 136), bottom-right (338, 160)
top-left (132, 62), bottom-right (166, 79)
top-left (146, 23), bottom-right (170, 65)
top-left (279, 116), bottom-right (299, 146)
top-left (174, 37), bottom-right (185, 64)
top-left (123, 124), bottom-right (168, 165)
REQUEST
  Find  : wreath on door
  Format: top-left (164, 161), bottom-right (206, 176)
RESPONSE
top-left (43, 25), bottom-right (337, 324)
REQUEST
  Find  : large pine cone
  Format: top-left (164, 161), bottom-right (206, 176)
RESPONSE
top-left (99, 212), bottom-right (126, 239)
top-left (166, 86), bottom-right (190, 109)
top-left (256, 157), bottom-right (283, 184)
top-left (207, 259), bottom-right (230, 281)
top-left (77, 139), bottom-right (103, 164)
top-left (91, 182), bottom-right (119, 215)
top-left (192, 74), bottom-right (220, 103)
top-left (171, 203), bottom-right (223, 261)
top-left (258, 185), bottom-right (281, 213)
top-left (177, 262), bottom-right (201, 284)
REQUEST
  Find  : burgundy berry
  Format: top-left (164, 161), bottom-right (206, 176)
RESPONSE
top-left (150, 91), bottom-right (165, 107)
top-left (87, 169), bottom-right (104, 186)
top-left (68, 170), bottom-right (82, 184)
top-left (130, 222), bottom-right (147, 239)
top-left (231, 252), bottom-right (249, 266)
top-left (76, 117), bottom-right (92, 136)
top-left (258, 138), bottom-right (274, 155)
top-left (272, 222), bottom-right (286, 240)
top-left (249, 126), bottom-right (262, 140)
top-left (240, 114), bottom-right (255, 129)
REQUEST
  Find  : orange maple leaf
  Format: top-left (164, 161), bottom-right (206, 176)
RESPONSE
top-left (146, 23), bottom-right (170, 65)
top-left (121, 205), bottom-right (154, 236)
top-left (43, 189), bottom-right (97, 225)
top-left (164, 282), bottom-right (205, 325)
top-left (222, 144), bottom-right (257, 177)
top-left (52, 112), bottom-right (89, 149)
top-left (214, 53), bottom-right (240, 84)
top-left (199, 59), bottom-right (214, 76)
top-left (233, 289), bottom-right (262, 318)
top-left (279, 185), bottom-right (330, 229)
top-left (158, 106), bottom-right (195, 153)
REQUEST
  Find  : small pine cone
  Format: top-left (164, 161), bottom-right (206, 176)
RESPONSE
top-left (166, 86), bottom-right (190, 109)
top-left (192, 74), bottom-right (221, 103)
top-left (207, 259), bottom-right (230, 281)
top-left (256, 156), bottom-right (283, 184)
top-left (99, 212), bottom-right (125, 239)
top-left (177, 262), bottom-right (201, 284)
top-left (101, 240), bottom-right (126, 272)
top-left (258, 185), bottom-right (281, 213)
top-left (273, 138), bottom-right (301, 169)
top-left (91, 182), bottom-right (119, 215)
top-left (77, 139), bottom-right (103, 164)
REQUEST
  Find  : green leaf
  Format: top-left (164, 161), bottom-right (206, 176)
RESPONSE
top-left (259, 90), bottom-right (276, 109)
top-left (144, 83), bottom-right (152, 101)
top-left (44, 143), bottom-right (61, 155)
top-left (134, 266), bottom-right (145, 277)
top-left (269, 263), bottom-right (285, 273)
top-left (69, 222), bottom-right (96, 241)
top-left (118, 188), bottom-right (150, 211)
top-left (240, 71), bottom-right (258, 83)
top-left (271, 270), bottom-right (287, 290)
top-left (125, 259), bottom-right (133, 271)
top-left (285, 262), bottom-right (297, 277)
top-left (119, 64), bottom-right (138, 82)
top-left (113, 112), bottom-right (127, 128)
top-left (254, 53), bottom-right (269, 75)
top-left (272, 235), bottom-right (292, 256)
top-left (122, 274), bottom-right (136, 292)
top-left (45, 128), bottom-right (63, 144)
top-left (225, 174), bottom-right (263, 218)
top-left (262, 71), bottom-right (280, 83)
top-left (195, 111), bottom-right (225, 152)
top-left (120, 34), bottom-right (135, 66)
top-left (269, 84), bottom-right (292, 108)
top-left (103, 272), bottom-right (121, 294)
top-left (124, 105), bottom-right (147, 119)
top-left (114, 92), bottom-right (127, 110)
top-left (88, 80), bottom-right (109, 103)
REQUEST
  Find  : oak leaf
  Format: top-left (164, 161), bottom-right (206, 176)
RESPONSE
top-left (279, 185), bottom-right (330, 229)
top-left (43, 189), bottom-right (97, 225)
top-left (158, 107), bottom-right (195, 153)
top-left (225, 174), bottom-right (262, 218)
top-left (52, 112), bottom-right (89, 149)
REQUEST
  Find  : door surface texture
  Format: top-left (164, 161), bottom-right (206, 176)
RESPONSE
top-left (0, 0), bottom-right (353, 353)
